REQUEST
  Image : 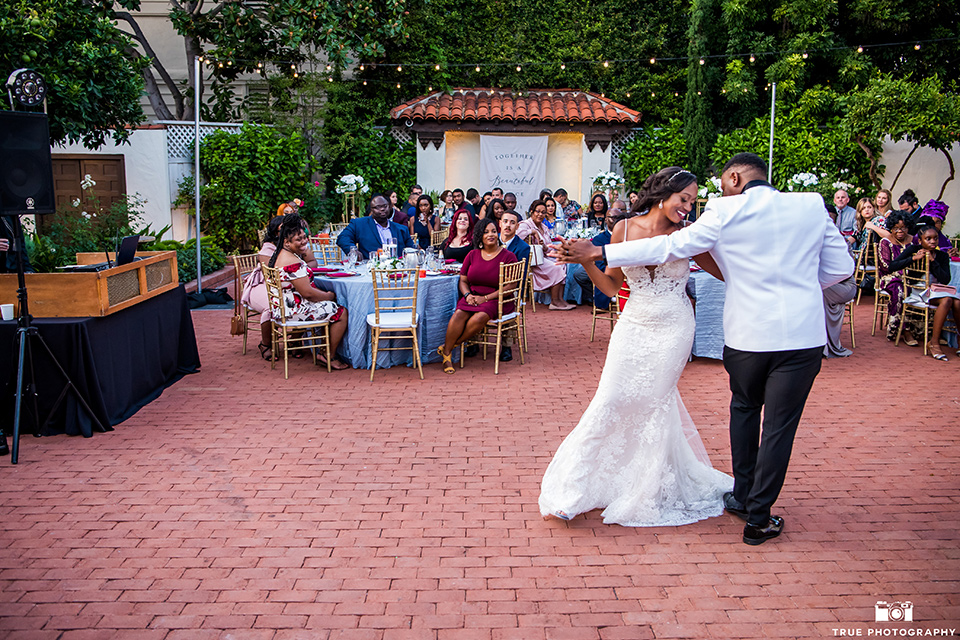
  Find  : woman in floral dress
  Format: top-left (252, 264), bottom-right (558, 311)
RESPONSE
top-left (269, 215), bottom-right (350, 369)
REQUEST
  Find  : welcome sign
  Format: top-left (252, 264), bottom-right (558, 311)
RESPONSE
top-left (479, 135), bottom-right (548, 214)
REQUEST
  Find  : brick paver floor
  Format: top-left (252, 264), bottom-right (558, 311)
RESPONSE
top-left (1, 299), bottom-right (958, 640)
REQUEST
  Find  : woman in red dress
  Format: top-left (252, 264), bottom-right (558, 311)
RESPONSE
top-left (437, 218), bottom-right (517, 373)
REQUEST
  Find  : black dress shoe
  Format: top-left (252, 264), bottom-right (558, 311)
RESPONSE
top-left (499, 346), bottom-right (513, 362)
top-left (465, 345), bottom-right (480, 358)
top-left (742, 516), bottom-right (784, 545)
top-left (0, 437), bottom-right (8, 456)
top-left (722, 492), bottom-right (748, 521)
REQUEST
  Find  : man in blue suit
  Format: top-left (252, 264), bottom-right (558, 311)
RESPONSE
top-left (337, 194), bottom-right (415, 260)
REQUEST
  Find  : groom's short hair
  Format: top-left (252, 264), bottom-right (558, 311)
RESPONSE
top-left (722, 153), bottom-right (767, 176)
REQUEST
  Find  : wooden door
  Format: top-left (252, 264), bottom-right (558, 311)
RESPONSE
top-left (43, 155), bottom-right (126, 234)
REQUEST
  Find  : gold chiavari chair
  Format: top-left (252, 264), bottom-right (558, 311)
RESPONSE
top-left (231, 253), bottom-right (261, 355)
top-left (844, 300), bottom-right (856, 349)
top-left (872, 244), bottom-right (890, 336)
top-left (459, 261), bottom-right (526, 374)
top-left (316, 244), bottom-right (344, 266)
top-left (896, 253), bottom-right (934, 355)
top-left (431, 229), bottom-right (447, 248)
top-left (854, 241), bottom-right (877, 305)
top-left (368, 268), bottom-right (423, 381)
top-left (261, 264), bottom-right (333, 378)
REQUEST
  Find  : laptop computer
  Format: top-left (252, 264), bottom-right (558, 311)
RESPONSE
top-left (57, 235), bottom-right (141, 272)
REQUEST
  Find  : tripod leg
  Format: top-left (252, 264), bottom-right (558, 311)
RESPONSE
top-left (11, 326), bottom-right (29, 464)
top-left (36, 333), bottom-right (107, 435)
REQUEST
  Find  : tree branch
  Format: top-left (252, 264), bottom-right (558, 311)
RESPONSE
top-left (855, 136), bottom-right (880, 189)
top-left (890, 142), bottom-right (920, 192)
top-left (938, 147), bottom-right (955, 200)
top-left (115, 10), bottom-right (184, 117)
top-left (125, 46), bottom-right (175, 121)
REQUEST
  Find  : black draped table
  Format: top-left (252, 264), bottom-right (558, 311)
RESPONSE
top-left (0, 285), bottom-right (200, 438)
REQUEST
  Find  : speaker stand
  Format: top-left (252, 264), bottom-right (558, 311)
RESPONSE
top-left (2, 214), bottom-right (106, 464)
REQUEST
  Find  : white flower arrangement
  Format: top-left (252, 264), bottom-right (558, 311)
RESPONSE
top-left (786, 172), bottom-right (821, 192)
top-left (370, 256), bottom-right (404, 270)
top-left (80, 174), bottom-right (96, 190)
top-left (592, 171), bottom-right (625, 192)
top-left (697, 176), bottom-right (722, 200)
top-left (335, 173), bottom-right (370, 195)
top-left (564, 227), bottom-right (598, 239)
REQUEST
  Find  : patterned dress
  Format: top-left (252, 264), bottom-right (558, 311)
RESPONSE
top-left (271, 259), bottom-right (343, 323)
top-left (877, 238), bottom-right (918, 338)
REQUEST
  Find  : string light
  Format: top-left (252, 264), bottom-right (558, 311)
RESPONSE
top-left (650, 57), bottom-right (656, 64)
top-left (363, 80), bottom-right (367, 85)
top-left (749, 54), bottom-right (755, 63)
top-left (359, 64), bottom-right (365, 71)
top-left (435, 64), bottom-right (440, 70)
top-left (561, 63), bottom-right (566, 70)
top-left (625, 92), bottom-right (630, 98)
top-left (428, 86), bottom-right (433, 91)
top-left (915, 43), bottom-right (921, 50)
top-left (856, 46), bottom-right (863, 53)
top-left (396, 82), bottom-right (401, 88)
top-left (476, 65), bottom-right (480, 72)
top-left (326, 64), bottom-right (332, 70)
top-left (699, 58), bottom-right (705, 65)
top-left (290, 64), bottom-right (295, 70)
top-left (198, 56), bottom-right (204, 63)
top-left (218, 62), bottom-right (223, 68)
top-left (226, 60), bottom-right (232, 66)
top-left (257, 61), bottom-right (263, 69)
top-left (397, 65), bottom-right (402, 72)
top-left (328, 77), bottom-right (333, 82)
top-left (603, 61), bottom-right (609, 68)
top-left (802, 52), bottom-right (809, 58)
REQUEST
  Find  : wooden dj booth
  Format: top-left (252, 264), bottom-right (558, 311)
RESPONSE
top-left (0, 251), bottom-right (201, 438)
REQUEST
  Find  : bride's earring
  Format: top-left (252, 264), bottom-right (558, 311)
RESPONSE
top-left (659, 201), bottom-right (664, 209)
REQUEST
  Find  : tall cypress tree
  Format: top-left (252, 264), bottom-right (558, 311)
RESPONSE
top-left (684, 0), bottom-right (717, 178)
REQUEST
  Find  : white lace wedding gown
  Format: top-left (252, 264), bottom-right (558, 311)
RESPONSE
top-left (539, 259), bottom-right (732, 526)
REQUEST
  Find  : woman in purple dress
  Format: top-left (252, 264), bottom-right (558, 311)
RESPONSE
top-left (877, 211), bottom-right (919, 344)
top-left (437, 218), bottom-right (517, 374)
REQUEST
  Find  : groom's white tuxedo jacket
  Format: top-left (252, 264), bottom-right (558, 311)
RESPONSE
top-left (605, 183), bottom-right (854, 352)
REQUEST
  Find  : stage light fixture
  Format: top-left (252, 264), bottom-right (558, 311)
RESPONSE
top-left (6, 69), bottom-right (46, 107)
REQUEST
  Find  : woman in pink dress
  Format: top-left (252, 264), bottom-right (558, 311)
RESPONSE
top-left (437, 219), bottom-right (517, 374)
top-left (518, 200), bottom-right (575, 310)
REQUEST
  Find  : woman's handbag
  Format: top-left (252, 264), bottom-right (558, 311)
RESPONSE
top-left (230, 311), bottom-right (246, 335)
top-left (529, 244), bottom-right (545, 267)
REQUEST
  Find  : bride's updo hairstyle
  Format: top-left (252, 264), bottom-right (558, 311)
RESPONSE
top-left (631, 166), bottom-right (698, 215)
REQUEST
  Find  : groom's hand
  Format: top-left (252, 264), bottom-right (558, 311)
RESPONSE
top-left (551, 239), bottom-right (603, 265)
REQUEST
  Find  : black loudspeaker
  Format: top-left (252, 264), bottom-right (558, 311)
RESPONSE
top-left (0, 111), bottom-right (55, 216)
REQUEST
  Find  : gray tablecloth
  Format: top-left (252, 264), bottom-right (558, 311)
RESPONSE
top-left (688, 270), bottom-right (725, 360)
top-left (951, 260), bottom-right (959, 285)
top-left (315, 271), bottom-right (460, 369)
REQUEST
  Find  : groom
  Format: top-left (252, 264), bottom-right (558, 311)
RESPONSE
top-left (555, 153), bottom-right (854, 545)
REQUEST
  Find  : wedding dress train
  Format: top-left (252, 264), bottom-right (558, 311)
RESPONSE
top-left (539, 259), bottom-right (732, 526)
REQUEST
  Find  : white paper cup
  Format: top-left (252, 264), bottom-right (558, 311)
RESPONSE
top-left (0, 304), bottom-right (13, 321)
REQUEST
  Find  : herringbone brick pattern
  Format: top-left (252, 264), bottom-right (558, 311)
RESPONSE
top-left (1, 300), bottom-right (957, 639)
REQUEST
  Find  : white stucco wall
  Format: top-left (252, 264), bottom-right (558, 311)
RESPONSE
top-left (546, 133), bottom-right (583, 205)
top-left (416, 137), bottom-right (446, 195)
top-left (52, 127), bottom-right (174, 238)
top-left (880, 139), bottom-right (960, 237)
top-left (443, 131), bottom-right (478, 194)
top-left (581, 141), bottom-right (612, 207)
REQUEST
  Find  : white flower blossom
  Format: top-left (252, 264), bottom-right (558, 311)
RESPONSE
top-left (81, 211), bottom-right (91, 219)
top-left (336, 174), bottom-right (367, 195)
top-left (80, 174), bottom-right (96, 190)
top-left (72, 198), bottom-right (81, 208)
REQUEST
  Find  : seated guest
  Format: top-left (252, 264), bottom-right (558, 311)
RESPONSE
top-left (627, 190), bottom-right (639, 209)
top-left (244, 213), bottom-right (318, 359)
top-left (442, 209), bottom-right (475, 262)
top-left (408, 194), bottom-right (440, 249)
top-left (404, 185), bottom-right (423, 218)
top-left (554, 188), bottom-right (581, 219)
top-left (499, 210), bottom-right (530, 270)
top-left (569, 205), bottom-right (624, 307)
top-left (465, 188), bottom-right (481, 216)
top-left (268, 215), bottom-right (349, 370)
top-left (503, 192), bottom-right (520, 218)
top-left (898, 189), bottom-right (923, 230)
top-left (539, 188), bottom-right (553, 202)
top-left (482, 198), bottom-right (507, 227)
top-left (877, 211), bottom-right (920, 344)
top-left (436, 218), bottom-right (518, 374)
top-left (543, 196), bottom-right (559, 229)
top-left (914, 200), bottom-right (958, 257)
top-left (336, 194), bottom-right (415, 260)
top-left (386, 190), bottom-right (408, 225)
top-left (874, 188), bottom-right (895, 217)
top-left (517, 199), bottom-right (575, 310)
top-left (823, 273), bottom-right (857, 358)
top-left (903, 225), bottom-right (957, 361)
top-left (439, 189), bottom-right (456, 223)
top-left (477, 191), bottom-right (493, 218)
top-left (853, 197), bottom-right (886, 252)
top-left (587, 193), bottom-right (608, 228)
top-left (452, 188), bottom-right (468, 214)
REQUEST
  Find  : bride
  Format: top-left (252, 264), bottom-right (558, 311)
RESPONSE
top-left (539, 167), bottom-right (732, 526)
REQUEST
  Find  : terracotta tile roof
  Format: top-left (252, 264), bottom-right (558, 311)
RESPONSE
top-left (390, 88), bottom-right (641, 125)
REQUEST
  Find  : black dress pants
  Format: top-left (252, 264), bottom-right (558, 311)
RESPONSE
top-left (723, 345), bottom-right (823, 525)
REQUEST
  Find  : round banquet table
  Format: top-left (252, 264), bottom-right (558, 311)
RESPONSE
top-left (314, 267), bottom-right (460, 370)
top-left (688, 270), bottom-right (726, 360)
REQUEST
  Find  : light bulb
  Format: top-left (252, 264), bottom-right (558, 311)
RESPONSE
top-left (650, 57), bottom-right (656, 64)
top-left (476, 65), bottom-right (480, 72)
top-left (435, 64), bottom-right (440, 70)
top-left (857, 46), bottom-right (863, 53)
top-left (699, 58), bottom-right (705, 65)
top-left (516, 65), bottom-right (521, 72)
top-left (359, 64), bottom-right (365, 71)
top-left (603, 61), bottom-right (609, 68)
top-left (914, 43), bottom-right (921, 50)
top-left (397, 65), bottom-right (402, 72)
top-left (749, 54), bottom-right (755, 63)
top-left (561, 63), bottom-right (566, 70)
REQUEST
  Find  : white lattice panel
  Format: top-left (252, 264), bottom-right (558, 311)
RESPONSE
top-left (610, 127), bottom-right (640, 174)
top-left (163, 122), bottom-right (242, 160)
top-left (390, 127), bottom-right (413, 145)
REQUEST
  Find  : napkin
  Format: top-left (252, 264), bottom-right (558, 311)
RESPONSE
top-left (324, 272), bottom-right (356, 278)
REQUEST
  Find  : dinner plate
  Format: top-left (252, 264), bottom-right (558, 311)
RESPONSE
top-left (425, 270), bottom-right (443, 276)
